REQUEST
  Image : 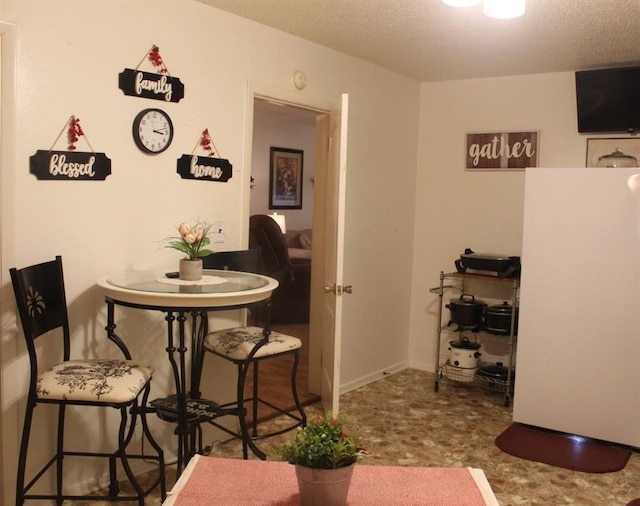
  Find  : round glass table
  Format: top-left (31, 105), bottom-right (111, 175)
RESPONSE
top-left (98, 269), bottom-right (278, 308)
top-left (96, 269), bottom-right (279, 474)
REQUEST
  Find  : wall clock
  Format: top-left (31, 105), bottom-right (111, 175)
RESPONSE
top-left (132, 108), bottom-right (174, 154)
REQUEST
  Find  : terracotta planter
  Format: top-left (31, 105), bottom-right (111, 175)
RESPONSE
top-left (295, 464), bottom-right (354, 506)
top-left (179, 259), bottom-right (203, 281)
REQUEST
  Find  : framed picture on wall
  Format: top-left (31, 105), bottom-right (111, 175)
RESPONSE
top-left (585, 138), bottom-right (640, 167)
top-left (269, 147), bottom-right (303, 209)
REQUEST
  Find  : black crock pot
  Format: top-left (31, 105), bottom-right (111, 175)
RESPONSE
top-left (478, 362), bottom-right (515, 382)
top-left (483, 301), bottom-right (519, 335)
top-left (446, 294), bottom-right (485, 328)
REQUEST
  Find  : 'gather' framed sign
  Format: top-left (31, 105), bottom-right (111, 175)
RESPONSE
top-left (466, 131), bottom-right (539, 170)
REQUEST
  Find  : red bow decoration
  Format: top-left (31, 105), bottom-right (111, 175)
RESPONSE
top-left (67, 116), bottom-right (85, 150)
top-left (148, 45), bottom-right (168, 74)
top-left (200, 129), bottom-right (215, 157)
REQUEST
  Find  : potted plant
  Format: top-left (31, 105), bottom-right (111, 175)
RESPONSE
top-left (277, 412), bottom-right (367, 506)
top-left (163, 220), bottom-right (214, 280)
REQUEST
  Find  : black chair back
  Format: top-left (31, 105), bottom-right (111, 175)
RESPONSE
top-left (10, 256), bottom-right (71, 364)
top-left (202, 249), bottom-right (259, 273)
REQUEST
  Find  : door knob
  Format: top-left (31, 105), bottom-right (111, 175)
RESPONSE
top-left (325, 284), bottom-right (352, 294)
top-left (324, 284), bottom-right (336, 294)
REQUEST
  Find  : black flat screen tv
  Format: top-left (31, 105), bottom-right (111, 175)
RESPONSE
top-left (575, 66), bottom-right (640, 134)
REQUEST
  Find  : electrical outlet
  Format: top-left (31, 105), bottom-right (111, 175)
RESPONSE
top-left (213, 221), bottom-right (225, 243)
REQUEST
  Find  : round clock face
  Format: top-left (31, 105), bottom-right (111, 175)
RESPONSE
top-left (132, 108), bottom-right (174, 154)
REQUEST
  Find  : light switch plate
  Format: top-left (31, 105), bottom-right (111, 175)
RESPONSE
top-left (213, 221), bottom-right (225, 243)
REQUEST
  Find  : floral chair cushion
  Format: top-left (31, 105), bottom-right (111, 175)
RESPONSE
top-left (36, 359), bottom-right (153, 404)
top-left (204, 326), bottom-right (302, 361)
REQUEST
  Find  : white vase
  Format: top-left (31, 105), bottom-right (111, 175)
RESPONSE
top-left (294, 464), bottom-right (354, 506)
top-left (179, 259), bottom-right (203, 281)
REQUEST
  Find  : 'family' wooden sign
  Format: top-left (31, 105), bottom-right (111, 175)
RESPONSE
top-left (118, 45), bottom-right (185, 103)
top-left (466, 131), bottom-right (539, 170)
top-left (118, 69), bottom-right (184, 103)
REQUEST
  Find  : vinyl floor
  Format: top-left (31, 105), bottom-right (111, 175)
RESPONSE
top-left (67, 368), bottom-right (640, 505)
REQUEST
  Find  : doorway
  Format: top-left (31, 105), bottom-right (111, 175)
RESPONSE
top-left (0, 20), bottom-right (18, 504)
top-left (248, 97), bottom-right (324, 418)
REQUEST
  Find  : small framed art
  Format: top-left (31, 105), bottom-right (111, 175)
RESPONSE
top-left (586, 138), bottom-right (640, 167)
top-left (269, 147), bottom-right (303, 209)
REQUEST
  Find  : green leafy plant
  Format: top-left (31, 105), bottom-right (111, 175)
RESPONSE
top-left (277, 412), bottom-right (367, 469)
top-left (163, 221), bottom-right (214, 260)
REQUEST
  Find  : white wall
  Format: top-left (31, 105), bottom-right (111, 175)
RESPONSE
top-left (2, 1), bottom-right (623, 501)
top-left (0, 0), bottom-right (420, 500)
top-left (250, 107), bottom-right (316, 231)
top-left (408, 72), bottom-right (605, 372)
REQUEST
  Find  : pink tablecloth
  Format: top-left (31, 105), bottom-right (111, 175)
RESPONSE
top-left (164, 455), bottom-right (499, 506)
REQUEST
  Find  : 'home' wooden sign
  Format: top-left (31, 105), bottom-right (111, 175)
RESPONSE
top-left (176, 155), bottom-right (232, 182)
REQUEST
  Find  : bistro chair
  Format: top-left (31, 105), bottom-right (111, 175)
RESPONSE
top-left (10, 256), bottom-right (165, 505)
top-left (152, 249), bottom-right (266, 457)
top-left (200, 249), bottom-right (307, 459)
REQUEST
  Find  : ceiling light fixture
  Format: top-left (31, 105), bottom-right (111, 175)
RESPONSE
top-left (441, 0), bottom-right (481, 6)
top-left (483, 0), bottom-right (525, 19)
top-left (442, 0), bottom-right (525, 19)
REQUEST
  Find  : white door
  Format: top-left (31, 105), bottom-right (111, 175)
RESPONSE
top-left (247, 85), bottom-right (349, 416)
top-left (320, 94), bottom-right (349, 414)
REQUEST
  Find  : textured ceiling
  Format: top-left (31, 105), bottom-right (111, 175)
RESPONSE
top-left (196, 0), bottom-right (640, 82)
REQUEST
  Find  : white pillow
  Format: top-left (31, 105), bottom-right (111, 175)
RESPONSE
top-left (299, 230), bottom-right (312, 249)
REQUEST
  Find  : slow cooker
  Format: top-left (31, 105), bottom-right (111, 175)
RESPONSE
top-left (448, 336), bottom-right (482, 369)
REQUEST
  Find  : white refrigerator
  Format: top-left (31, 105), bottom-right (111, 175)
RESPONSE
top-left (513, 167), bottom-right (640, 447)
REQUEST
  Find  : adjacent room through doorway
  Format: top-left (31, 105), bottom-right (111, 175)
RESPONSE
top-left (248, 98), bottom-right (322, 420)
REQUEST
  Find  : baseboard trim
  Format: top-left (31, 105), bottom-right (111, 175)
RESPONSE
top-left (407, 361), bottom-right (435, 373)
top-left (340, 362), bottom-right (408, 395)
